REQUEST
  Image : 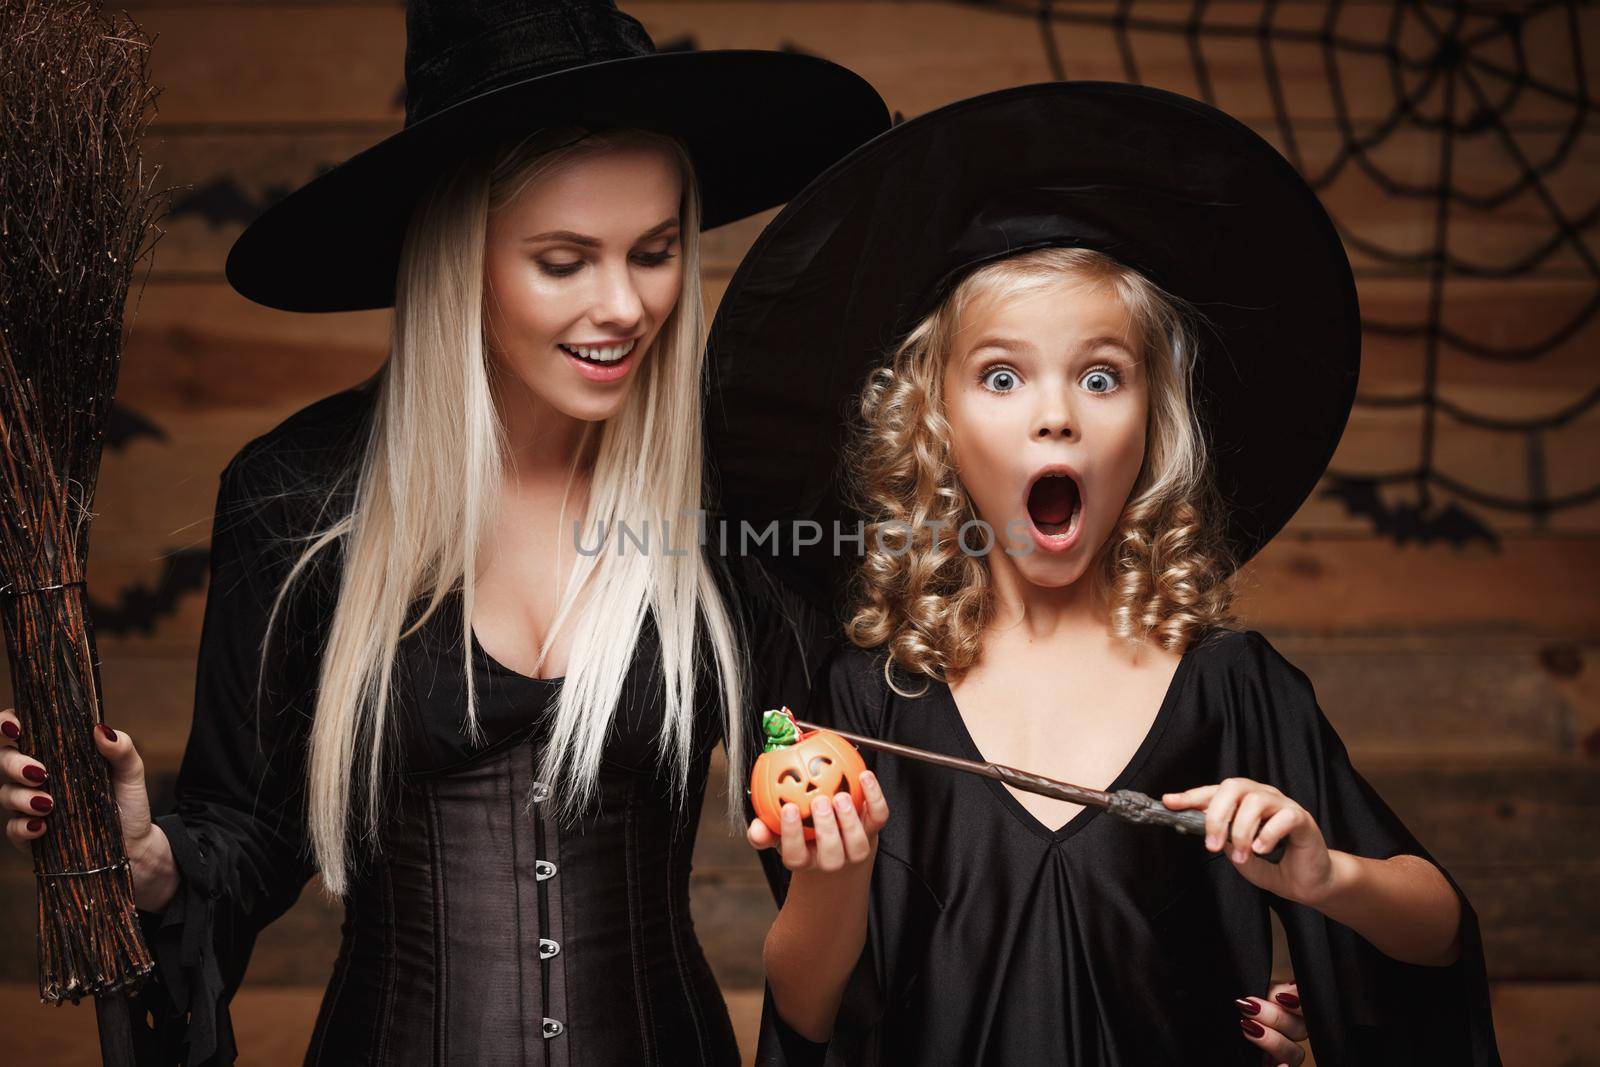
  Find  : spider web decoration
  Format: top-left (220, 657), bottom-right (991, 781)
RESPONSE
top-left (957, 0), bottom-right (1598, 548)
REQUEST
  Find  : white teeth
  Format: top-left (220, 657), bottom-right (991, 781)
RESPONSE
top-left (561, 340), bottom-right (635, 363)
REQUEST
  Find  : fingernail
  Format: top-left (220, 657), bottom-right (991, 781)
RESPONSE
top-left (22, 764), bottom-right (45, 784)
top-left (30, 795), bottom-right (52, 814)
top-left (1234, 997), bottom-right (1259, 1015)
top-left (834, 793), bottom-right (853, 813)
top-left (1274, 992), bottom-right (1300, 1009)
top-left (26, 818), bottom-right (42, 833)
top-left (1240, 1018), bottom-right (1265, 1038)
top-left (99, 725), bottom-right (117, 743)
top-left (1205, 834), bottom-right (1219, 850)
top-left (781, 805), bottom-right (798, 824)
top-left (1233, 848), bottom-right (1248, 863)
top-left (1, 721), bottom-right (18, 739)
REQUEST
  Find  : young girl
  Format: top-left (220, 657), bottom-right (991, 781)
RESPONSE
top-left (706, 84), bottom-right (1502, 1065)
top-left (1, 2), bottom-right (883, 1062)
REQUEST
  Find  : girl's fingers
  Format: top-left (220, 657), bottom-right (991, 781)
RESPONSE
top-left (1230, 792), bottom-right (1274, 863)
top-left (1254, 809), bottom-right (1301, 859)
top-left (810, 795), bottom-right (846, 871)
top-left (0, 707), bottom-right (19, 747)
top-left (833, 792), bottom-right (872, 864)
top-left (0, 782), bottom-right (53, 818)
top-left (1202, 779), bottom-right (1249, 852)
top-left (0, 747), bottom-right (47, 788)
top-left (1161, 783), bottom-right (1218, 810)
top-left (860, 772), bottom-right (890, 834)
top-left (1237, 996), bottom-right (1308, 1044)
top-left (747, 817), bottom-right (777, 851)
top-left (6, 814), bottom-right (45, 852)
top-left (778, 803), bottom-right (811, 871)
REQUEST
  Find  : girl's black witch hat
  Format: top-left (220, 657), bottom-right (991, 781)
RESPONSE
top-left (225, 0), bottom-right (890, 313)
top-left (705, 82), bottom-right (1361, 612)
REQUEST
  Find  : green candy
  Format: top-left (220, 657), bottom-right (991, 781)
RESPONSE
top-left (761, 709), bottom-right (800, 752)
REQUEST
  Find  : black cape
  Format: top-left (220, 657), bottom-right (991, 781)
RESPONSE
top-left (754, 629), bottom-right (1502, 1066)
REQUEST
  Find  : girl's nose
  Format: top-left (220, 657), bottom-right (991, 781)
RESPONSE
top-left (1033, 409), bottom-right (1075, 439)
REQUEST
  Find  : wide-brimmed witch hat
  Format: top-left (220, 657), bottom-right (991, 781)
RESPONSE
top-left (705, 81), bottom-right (1360, 614)
top-left (225, 0), bottom-right (890, 312)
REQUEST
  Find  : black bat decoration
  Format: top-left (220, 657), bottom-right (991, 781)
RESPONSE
top-left (655, 34), bottom-right (698, 53)
top-left (86, 547), bottom-right (210, 637)
top-left (103, 404), bottom-right (166, 452)
top-left (170, 176), bottom-right (302, 228)
top-left (1321, 477), bottom-right (1499, 550)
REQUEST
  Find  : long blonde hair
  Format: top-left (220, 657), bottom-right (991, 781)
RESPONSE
top-left (257, 128), bottom-right (746, 896)
top-left (844, 246), bottom-right (1234, 686)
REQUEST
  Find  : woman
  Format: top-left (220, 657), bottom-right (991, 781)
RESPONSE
top-left (0, 2), bottom-right (887, 1063)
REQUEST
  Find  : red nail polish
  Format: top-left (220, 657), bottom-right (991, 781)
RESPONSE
top-left (26, 819), bottom-right (42, 833)
top-left (1239, 1018), bottom-right (1265, 1038)
top-left (99, 724), bottom-right (118, 743)
top-left (1, 720), bottom-right (18, 739)
top-left (1234, 997), bottom-right (1259, 1015)
top-left (1275, 992), bottom-right (1301, 1009)
top-left (22, 764), bottom-right (45, 784)
top-left (30, 795), bottom-right (52, 813)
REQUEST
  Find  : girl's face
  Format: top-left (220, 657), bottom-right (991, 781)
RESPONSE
top-left (483, 143), bottom-right (684, 424)
top-left (942, 276), bottom-right (1149, 589)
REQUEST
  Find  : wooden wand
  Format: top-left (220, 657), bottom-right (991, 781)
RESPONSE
top-left (791, 718), bottom-right (1286, 864)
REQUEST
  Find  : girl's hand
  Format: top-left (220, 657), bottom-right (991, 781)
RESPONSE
top-left (2, 706), bottom-right (178, 912)
top-left (1162, 777), bottom-right (1335, 905)
top-left (1238, 981), bottom-right (1307, 1066)
top-left (747, 770), bottom-right (890, 875)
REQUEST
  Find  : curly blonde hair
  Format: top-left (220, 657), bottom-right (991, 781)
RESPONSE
top-left (843, 246), bottom-right (1234, 690)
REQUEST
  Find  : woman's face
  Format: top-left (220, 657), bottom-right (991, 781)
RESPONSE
top-left (483, 142), bottom-right (684, 424)
top-left (941, 275), bottom-right (1150, 589)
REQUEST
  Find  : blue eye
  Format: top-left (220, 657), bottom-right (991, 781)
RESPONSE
top-left (981, 367), bottom-right (1019, 393)
top-left (1080, 368), bottom-right (1119, 394)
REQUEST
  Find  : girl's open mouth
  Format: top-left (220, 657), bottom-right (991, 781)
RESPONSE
top-left (1026, 471), bottom-right (1082, 545)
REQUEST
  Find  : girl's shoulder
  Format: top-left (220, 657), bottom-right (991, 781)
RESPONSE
top-left (1182, 626), bottom-right (1327, 734)
top-left (812, 641), bottom-right (901, 735)
top-left (1186, 626), bottom-right (1306, 679)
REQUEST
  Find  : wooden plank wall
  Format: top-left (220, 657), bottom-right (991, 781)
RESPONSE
top-left (2, 2), bottom-right (1597, 1064)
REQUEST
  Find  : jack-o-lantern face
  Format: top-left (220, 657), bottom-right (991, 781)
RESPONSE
top-left (750, 720), bottom-right (867, 841)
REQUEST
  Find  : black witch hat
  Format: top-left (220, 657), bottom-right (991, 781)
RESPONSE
top-left (705, 82), bottom-right (1361, 614)
top-left (225, 0), bottom-right (890, 313)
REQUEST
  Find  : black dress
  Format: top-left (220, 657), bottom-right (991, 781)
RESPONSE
top-left (755, 631), bottom-right (1503, 1067)
top-left (127, 383), bottom-right (829, 1066)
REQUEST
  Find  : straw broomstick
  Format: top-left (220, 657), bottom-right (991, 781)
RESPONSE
top-left (0, 0), bottom-right (168, 1057)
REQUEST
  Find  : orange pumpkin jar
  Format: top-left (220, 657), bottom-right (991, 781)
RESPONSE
top-left (749, 707), bottom-right (868, 841)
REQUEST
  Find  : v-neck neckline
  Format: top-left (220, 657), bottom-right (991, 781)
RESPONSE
top-left (934, 647), bottom-right (1197, 844)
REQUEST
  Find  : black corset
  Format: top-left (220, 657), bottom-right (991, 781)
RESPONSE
top-left (301, 592), bottom-right (741, 1065)
top-left (304, 735), bottom-right (738, 1065)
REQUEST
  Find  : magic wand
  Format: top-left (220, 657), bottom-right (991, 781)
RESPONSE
top-left (791, 718), bottom-right (1286, 864)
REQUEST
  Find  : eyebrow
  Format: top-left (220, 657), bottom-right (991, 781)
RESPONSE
top-left (521, 217), bottom-right (679, 247)
top-left (967, 334), bottom-right (1137, 359)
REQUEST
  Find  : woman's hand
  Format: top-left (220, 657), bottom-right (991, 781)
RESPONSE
top-left (747, 770), bottom-right (890, 876)
top-left (1238, 981), bottom-right (1307, 1066)
top-left (2, 706), bottom-right (179, 912)
top-left (1162, 777), bottom-right (1335, 906)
